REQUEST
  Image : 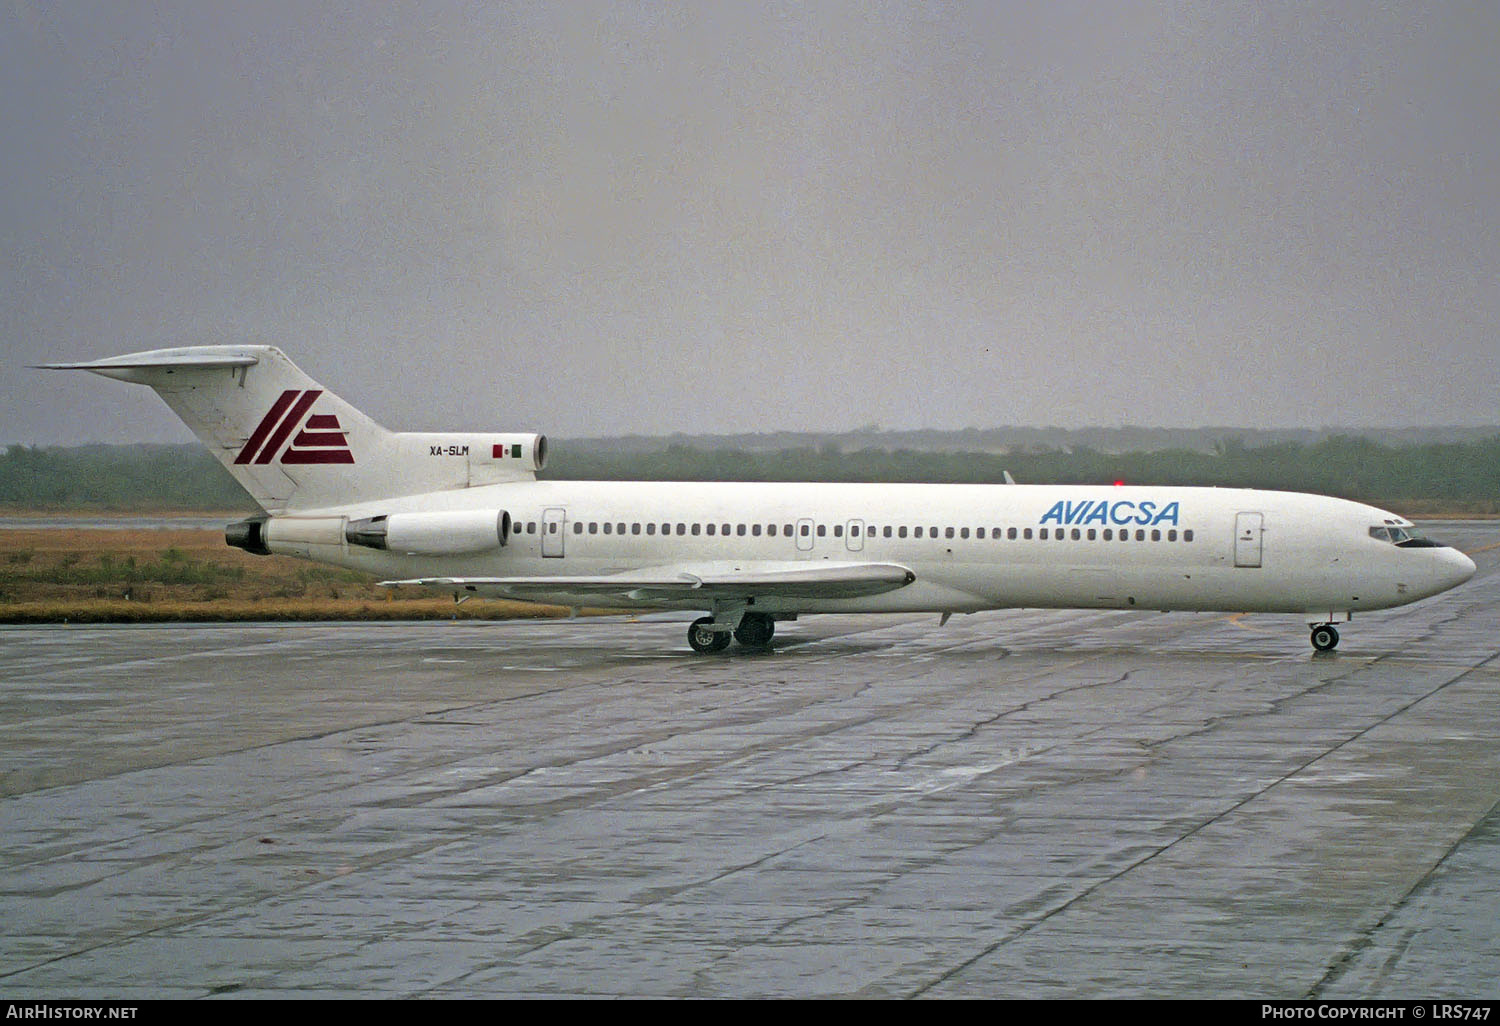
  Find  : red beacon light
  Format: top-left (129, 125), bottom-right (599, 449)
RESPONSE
top-left (1113, 480), bottom-right (1125, 487)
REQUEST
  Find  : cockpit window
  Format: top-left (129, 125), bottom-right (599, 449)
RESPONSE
top-left (1369, 524), bottom-right (1446, 548)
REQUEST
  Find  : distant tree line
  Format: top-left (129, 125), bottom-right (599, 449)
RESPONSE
top-left (0, 444), bottom-right (254, 511)
top-left (577, 424), bottom-right (1500, 456)
top-left (3, 434), bottom-right (1498, 513)
top-left (546, 435), bottom-right (1500, 511)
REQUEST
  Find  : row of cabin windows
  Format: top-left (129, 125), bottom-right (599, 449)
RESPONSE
top-left (516, 521), bottom-right (1195, 543)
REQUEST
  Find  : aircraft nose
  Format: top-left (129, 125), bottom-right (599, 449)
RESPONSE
top-left (1440, 547), bottom-right (1477, 590)
top-left (1409, 546), bottom-right (1476, 601)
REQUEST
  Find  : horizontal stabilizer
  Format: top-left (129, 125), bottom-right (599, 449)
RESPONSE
top-left (36, 348), bottom-right (261, 377)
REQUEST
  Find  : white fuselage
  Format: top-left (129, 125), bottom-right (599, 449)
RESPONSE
top-left (47, 345), bottom-right (1476, 649)
top-left (269, 482), bottom-right (1475, 621)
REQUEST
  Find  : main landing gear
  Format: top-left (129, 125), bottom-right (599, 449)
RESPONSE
top-left (688, 612), bottom-right (776, 654)
top-left (1310, 623), bottom-right (1340, 652)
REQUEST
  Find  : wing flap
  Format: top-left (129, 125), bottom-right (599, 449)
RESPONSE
top-left (380, 561), bottom-right (916, 602)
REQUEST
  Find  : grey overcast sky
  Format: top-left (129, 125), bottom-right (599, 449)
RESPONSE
top-left (3, 1), bottom-right (1497, 444)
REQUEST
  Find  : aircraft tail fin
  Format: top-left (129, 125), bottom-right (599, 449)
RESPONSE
top-left (40, 346), bottom-right (545, 513)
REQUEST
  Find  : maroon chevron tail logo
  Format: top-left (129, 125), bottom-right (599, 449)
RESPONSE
top-left (234, 389), bottom-right (355, 465)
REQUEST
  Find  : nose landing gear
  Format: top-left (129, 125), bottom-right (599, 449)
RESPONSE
top-left (1310, 623), bottom-right (1340, 652)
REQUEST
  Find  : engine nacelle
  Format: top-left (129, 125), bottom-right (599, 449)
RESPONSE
top-left (346, 509), bottom-right (511, 555)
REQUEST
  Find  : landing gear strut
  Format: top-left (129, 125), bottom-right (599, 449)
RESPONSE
top-left (1310, 623), bottom-right (1340, 652)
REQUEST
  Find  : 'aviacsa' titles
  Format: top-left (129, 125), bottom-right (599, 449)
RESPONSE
top-left (1038, 500), bottom-right (1182, 527)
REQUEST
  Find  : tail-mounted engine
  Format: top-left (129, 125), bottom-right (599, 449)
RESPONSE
top-left (345, 509), bottom-right (511, 555)
top-left (227, 508), bottom-right (514, 557)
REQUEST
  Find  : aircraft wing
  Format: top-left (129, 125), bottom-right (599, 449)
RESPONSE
top-left (379, 560), bottom-right (916, 602)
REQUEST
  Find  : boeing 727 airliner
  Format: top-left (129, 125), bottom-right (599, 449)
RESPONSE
top-left (43, 346), bottom-right (1475, 653)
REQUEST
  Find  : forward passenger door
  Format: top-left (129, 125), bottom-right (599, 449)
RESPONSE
top-left (1234, 512), bottom-right (1263, 568)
